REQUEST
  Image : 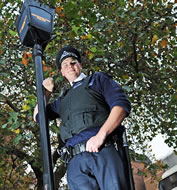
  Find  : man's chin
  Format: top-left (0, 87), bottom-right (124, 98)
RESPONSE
top-left (67, 72), bottom-right (79, 81)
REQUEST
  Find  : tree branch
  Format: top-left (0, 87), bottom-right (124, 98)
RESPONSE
top-left (0, 145), bottom-right (43, 185)
top-left (0, 94), bottom-right (20, 112)
top-left (132, 34), bottom-right (139, 73)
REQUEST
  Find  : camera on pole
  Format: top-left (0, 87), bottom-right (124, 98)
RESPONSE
top-left (16, 0), bottom-right (55, 189)
top-left (16, 0), bottom-right (55, 49)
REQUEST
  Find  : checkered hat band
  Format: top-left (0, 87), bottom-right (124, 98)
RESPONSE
top-left (59, 51), bottom-right (78, 63)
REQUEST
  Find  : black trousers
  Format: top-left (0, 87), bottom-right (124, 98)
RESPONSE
top-left (67, 144), bottom-right (129, 190)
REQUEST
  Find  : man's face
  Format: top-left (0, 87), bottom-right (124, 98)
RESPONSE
top-left (60, 57), bottom-right (82, 82)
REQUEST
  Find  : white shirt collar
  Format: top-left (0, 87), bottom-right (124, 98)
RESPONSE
top-left (70, 73), bottom-right (87, 86)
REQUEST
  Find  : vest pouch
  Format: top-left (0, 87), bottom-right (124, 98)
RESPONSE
top-left (71, 105), bottom-right (104, 134)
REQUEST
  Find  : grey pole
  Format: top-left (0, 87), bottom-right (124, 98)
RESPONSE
top-left (33, 43), bottom-right (55, 190)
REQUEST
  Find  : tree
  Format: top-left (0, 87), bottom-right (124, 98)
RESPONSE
top-left (0, 0), bottom-right (176, 189)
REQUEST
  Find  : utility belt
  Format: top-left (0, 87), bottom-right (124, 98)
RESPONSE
top-left (57, 134), bottom-right (122, 165)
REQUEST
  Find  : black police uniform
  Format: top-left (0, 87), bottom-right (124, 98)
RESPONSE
top-left (43, 72), bottom-right (131, 190)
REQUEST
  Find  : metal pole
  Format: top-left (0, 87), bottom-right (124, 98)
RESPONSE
top-left (123, 129), bottom-right (135, 190)
top-left (33, 43), bottom-right (55, 190)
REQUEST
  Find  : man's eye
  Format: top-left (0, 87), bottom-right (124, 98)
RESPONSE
top-left (71, 62), bottom-right (76, 65)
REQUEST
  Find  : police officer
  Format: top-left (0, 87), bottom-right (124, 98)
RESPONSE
top-left (34, 46), bottom-right (131, 190)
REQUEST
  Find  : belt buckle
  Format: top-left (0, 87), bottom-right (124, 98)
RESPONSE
top-left (79, 143), bottom-right (86, 152)
top-left (72, 142), bottom-right (86, 156)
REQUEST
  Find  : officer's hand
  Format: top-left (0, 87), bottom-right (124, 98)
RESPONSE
top-left (42, 77), bottom-right (54, 92)
top-left (86, 132), bottom-right (106, 152)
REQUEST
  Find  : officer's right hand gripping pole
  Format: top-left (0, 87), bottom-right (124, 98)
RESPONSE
top-left (123, 129), bottom-right (135, 190)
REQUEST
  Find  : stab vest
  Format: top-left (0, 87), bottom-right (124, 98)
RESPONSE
top-left (58, 76), bottom-right (110, 142)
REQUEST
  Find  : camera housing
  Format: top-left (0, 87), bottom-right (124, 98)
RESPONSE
top-left (16, 0), bottom-right (55, 49)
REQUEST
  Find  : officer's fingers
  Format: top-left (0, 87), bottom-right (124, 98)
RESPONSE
top-left (43, 77), bottom-right (53, 84)
top-left (94, 148), bottom-right (99, 152)
top-left (90, 144), bottom-right (98, 152)
top-left (87, 148), bottom-right (92, 152)
top-left (89, 145), bottom-right (95, 152)
top-left (94, 145), bottom-right (99, 152)
top-left (86, 142), bottom-right (91, 152)
top-left (43, 78), bottom-right (54, 92)
top-left (43, 78), bottom-right (54, 86)
top-left (87, 144), bottom-right (95, 152)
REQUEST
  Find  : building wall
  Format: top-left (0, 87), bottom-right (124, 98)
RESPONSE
top-left (162, 152), bottom-right (177, 169)
top-left (132, 162), bottom-right (164, 190)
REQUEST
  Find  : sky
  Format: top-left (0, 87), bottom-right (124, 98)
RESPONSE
top-left (149, 134), bottom-right (174, 160)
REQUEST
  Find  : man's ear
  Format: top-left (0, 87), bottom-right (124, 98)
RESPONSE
top-left (60, 68), bottom-right (65, 77)
top-left (56, 67), bottom-right (62, 75)
top-left (79, 63), bottom-right (82, 70)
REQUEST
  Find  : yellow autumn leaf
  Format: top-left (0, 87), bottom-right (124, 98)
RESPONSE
top-left (23, 52), bottom-right (28, 58)
top-left (15, 129), bottom-right (20, 134)
top-left (21, 57), bottom-right (28, 66)
top-left (25, 100), bottom-right (30, 104)
top-left (88, 52), bottom-right (94, 60)
top-left (159, 40), bottom-right (168, 48)
top-left (94, 66), bottom-right (100, 71)
top-left (80, 35), bottom-right (87, 40)
top-left (56, 6), bottom-right (63, 14)
top-left (123, 74), bottom-right (129, 79)
top-left (152, 35), bottom-right (158, 44)
top-left (56, 32), bottom-right (62, 36)
top-left (152, 51), bottom-right (157, 57)
top-left (43, 65), bottom-right (52, 72)
top-left (59, 14), bottom-right (65, 18)
top-left (22, 104), bottom-right (30, 111)
top-left (120, 41), bottom-right (124, 48)
top-left (0, 49), bottom-right (4, 55)
top-left (49, 71), bottom-right (55, 76)
top-left (137, 54), bottom-right (141, 61)
top-left (87, 33), bottom-right (92, 40)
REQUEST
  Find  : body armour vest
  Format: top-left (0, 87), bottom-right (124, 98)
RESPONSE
top-left (58, 76), bottom-right (110, 142)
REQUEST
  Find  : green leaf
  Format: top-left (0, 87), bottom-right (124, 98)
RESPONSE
top-left (0, 59), bottom-right (6, 65)
top-left (14, 134), bottom-right (22, 145)
top-left (2, 123), bottom-right (8, 128)
top-left (72, 25), bottom-right (79, 35)
top-left (90, 47), bottom-right (97, 53)
top-left (9, 30), bottom-right (17, 37)
top-left (8, 112), bottom-right (18, 123)
top-left (0, 72), bottom-right (8, 77)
